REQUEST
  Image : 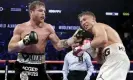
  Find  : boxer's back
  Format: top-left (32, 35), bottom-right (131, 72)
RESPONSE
top-left (95, 23), bottom-right (125, 63)
top-left (102, 23), bottom-right (123, 47)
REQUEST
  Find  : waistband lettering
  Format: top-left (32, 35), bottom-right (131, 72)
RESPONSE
top-left (119, 46), bottom-right (125, 52)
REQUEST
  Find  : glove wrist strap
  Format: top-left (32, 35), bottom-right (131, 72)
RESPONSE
top-left (18, 40), bottom-right (26, 49)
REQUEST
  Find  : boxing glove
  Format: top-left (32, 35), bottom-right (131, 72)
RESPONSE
top-left (73, 28), bottom-right (91, 44)
top-left (73, 41), bottom-right (96, 57)
top-left (23, 31), bottom-right (38, 45)
top-left (18, 31), bottom-right (38, 49)
top-left (73, 41), bottom-right (91, 57)
top-left (67, 28), bottom-right (86, 46)
top-left (73, 28), bottom-right (85, 39)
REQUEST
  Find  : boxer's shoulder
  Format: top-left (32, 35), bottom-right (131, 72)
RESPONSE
top-left (93, 23), bottom-right (104, 28)
top-left (18, 21), bottom-right (28, 26)
top-left (15, 22), bottom-right (28, 29)
top-left (92, 23), bottom-right (107, 34)
top-left (14, 23), bottom-right (27, 33)
top-left (95, 23), bottom-right (111, 28)
top-left (44, 23), bottom-right (55, 32)
top-left (43, 22), bottom-right (52, 27)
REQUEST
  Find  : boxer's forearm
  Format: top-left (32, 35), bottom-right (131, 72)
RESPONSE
top-left (8, 41), bottom-right (25, 53)
top-left (55, 32), bottom-right (84, 50)
top-left (53, 40), bottom-right (68, 51)
top-left (8, 43), bottom-right (21, 53)
top-left (57, 39), bottom-right (70, 50)
top-left (57, 28), bottom-right (84, 49)
top-left (56, 37), bottom-right (78, 50)
top-left (91, 37), bottom-right (107, 48)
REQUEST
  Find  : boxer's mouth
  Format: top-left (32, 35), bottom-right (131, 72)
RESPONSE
top-left (84, 25), bottom-right (89, 30)
top-left (40, 16), bottom-right (44, 19)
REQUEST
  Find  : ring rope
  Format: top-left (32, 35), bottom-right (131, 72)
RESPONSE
top-left (0, 60), bottom-right (133, 64)
top-left (0, 70), bottom-right (133, 74)
top-left (0, 60), bottom-right (132, 74)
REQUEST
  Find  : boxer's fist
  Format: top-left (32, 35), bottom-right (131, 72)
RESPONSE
top-left (66, 36), bottom-right (82, 46)
top-left (66, 29), bottom-right (87, 46)
top-left (23, 31), bottom-right (38, 45)
top-left (73, 28), bottom-right (86, 39)
top-left (73, 28), bottom-right (90, 44)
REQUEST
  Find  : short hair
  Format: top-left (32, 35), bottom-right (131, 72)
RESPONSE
top-left (78, 11), bottom-right (96, 19)
top-left (28, 1), bottom-right (45, 11)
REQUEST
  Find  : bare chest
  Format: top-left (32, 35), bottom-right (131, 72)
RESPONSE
top-left (21, 27), bottom-right (50, 42)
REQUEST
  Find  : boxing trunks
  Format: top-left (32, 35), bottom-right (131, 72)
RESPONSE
top-left (96, 43), bottom-right (130, 80)
top-left (12, 53), bottom-right (50, 80)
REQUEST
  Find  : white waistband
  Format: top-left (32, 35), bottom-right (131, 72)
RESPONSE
top-left (17, 53), bottom-right (45, 64)
top-left (102, 43), bottom-right (125, 53)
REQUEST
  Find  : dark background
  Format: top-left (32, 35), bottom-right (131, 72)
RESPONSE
top-left (0, 0), bottom-right (133, 80)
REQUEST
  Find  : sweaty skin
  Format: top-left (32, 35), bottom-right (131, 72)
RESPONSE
top-left (8, 5), bottom-right (72, 54)
top-left (79, 15), bottom-right (123, 62)
top-left (8, 21), bottom-right (63, 54)
top-left (92, 23), bottom-right (122, 48)
top-left (79, 15), bottom-right (122, 49)
top-left (79, 12), bottom-right (130, 80)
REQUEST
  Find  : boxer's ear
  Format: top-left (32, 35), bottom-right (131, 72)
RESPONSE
top-left (93, 17), bottom-right (96, 20)
top-left (30, 10), bottom-right (33, 14)
top-left (92, 16), bottom-right (96, 23)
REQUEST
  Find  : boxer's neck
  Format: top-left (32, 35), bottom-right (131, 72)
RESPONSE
top-left (29, 19), bottom-right (43, 28)
top-left (88, 22), bottom-right (96, 33)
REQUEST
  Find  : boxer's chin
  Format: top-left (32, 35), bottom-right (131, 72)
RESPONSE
top-left (40, 19), bottom-right (44, 23)
top-left (84, 27), bottom-right (89, 31)
top-left (82, 26), bottom-right (90, 31)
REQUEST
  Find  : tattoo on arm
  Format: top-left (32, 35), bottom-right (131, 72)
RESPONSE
top-left (60, 39), bottom-right (69, 48)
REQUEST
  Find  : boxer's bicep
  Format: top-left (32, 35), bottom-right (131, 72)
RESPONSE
top-left (49, 32), bottom-right (61, 49)
top-left (8, 25), bottom-right (22, 52)
top-left (91, 24), bottom-right (108, 48)
top-left (48, 25), bottom-right (63, 50)
top-left (9, 25), bottom-right (21, 44)
top-left (95, 25), bottom-right (108, 41)
top-left (48, 24), bottom-right (71, 50)
top-left (49, 32), bottom-right (69, 50)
